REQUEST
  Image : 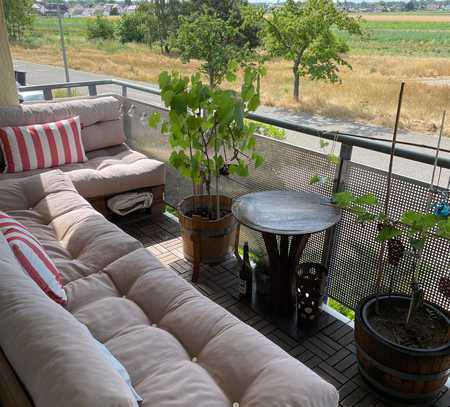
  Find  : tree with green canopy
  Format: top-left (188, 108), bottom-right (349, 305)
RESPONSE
top-left (138, 0), bottom-right (189, 54)
top-left (245, 0), bottom-right (362, 101)
top-left (3, 0), bottom-right (34, 41)
top-left (174, 12), bottom-right (250, 88)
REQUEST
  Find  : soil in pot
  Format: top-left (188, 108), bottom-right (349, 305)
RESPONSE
top-left (367, 297), bottom-right (448, 350)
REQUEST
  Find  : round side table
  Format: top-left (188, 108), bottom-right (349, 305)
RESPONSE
top-left (232, 191), bottom-right (341, 315)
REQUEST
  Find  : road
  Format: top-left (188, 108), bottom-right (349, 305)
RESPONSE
top-left (14, 60), bottom-right (450, 187)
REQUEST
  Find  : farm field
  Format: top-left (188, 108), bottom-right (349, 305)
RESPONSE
top-left (11, 13), bottom-right (450, 134)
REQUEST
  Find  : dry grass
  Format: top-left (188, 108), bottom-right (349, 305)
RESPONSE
top-left (362, 14), bottom-right (450, 22)
top-left (12, 45), bottom-right (450, 134)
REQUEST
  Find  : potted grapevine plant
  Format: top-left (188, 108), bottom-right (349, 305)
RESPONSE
top-left (149, 68), bottom-right (264, 281)
top-left (333, 191), bottom-right (450, 405)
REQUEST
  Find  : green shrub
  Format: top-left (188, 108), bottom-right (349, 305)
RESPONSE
top-left (247, 120), bottom-right (286, 140)
top-left (116, 13), bottom-right (147, 44)
top-left (87, 16), bottom-right (115, 41)
top-left (328, 298), bottom-right (355, 320)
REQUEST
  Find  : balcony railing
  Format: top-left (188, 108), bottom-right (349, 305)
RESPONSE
top-left (19, 80), bottom-right (450, 312)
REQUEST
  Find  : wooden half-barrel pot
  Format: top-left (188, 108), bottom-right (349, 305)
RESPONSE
top-left (355, 294), bottom-right (450, 406)
top-left (178, 195), bottom-right (238, 282)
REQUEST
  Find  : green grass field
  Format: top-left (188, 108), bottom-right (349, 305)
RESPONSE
top-left (344, 20), bottom-right (450, 57)
top-left (23, 14), bottom-right (450, 58)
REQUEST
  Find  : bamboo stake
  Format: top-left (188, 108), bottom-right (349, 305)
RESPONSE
top-left (375, 82), bottom-right (405, 314)
top-left (427, 111), bottom-right (446, 207)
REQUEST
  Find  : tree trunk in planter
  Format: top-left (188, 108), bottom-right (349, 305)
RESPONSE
top-left (355, 294), bottom-right (450, 406)
top-left (178, 195), bottom-right (238, 282)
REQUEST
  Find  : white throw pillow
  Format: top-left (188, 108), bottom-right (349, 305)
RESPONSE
top-left (94, 339), bottom-right (143, 403)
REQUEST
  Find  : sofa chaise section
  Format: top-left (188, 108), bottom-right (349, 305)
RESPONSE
top-left (0, 96), bottom-right (165, 216)
top-left (0, 171), bottom-right (339, 407)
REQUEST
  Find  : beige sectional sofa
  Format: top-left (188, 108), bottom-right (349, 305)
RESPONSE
top-left (0, 170), bottom-right (339, 406)
top-left (0, 97), bottom-right (165, 215)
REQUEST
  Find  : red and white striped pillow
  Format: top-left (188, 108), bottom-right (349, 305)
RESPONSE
top-left (0, 116), bottom-right (87, 173)
top-left (0, 212), bottom-right (67, 305)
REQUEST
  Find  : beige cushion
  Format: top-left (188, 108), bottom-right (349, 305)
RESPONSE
top-left (0, 233), bottom-right (138, 407)
top-left (0, 144), bottom-right (165, 198)
top-left (0, 97), bottom-right (125, 153)
top-left (0, 171), bottom-right (338, 407)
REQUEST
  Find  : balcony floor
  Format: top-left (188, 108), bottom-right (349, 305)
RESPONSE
top-left (115, 212), bottom-right (450, 407)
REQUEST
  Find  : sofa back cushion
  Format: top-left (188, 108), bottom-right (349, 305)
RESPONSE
top-left (0, 233), bottom-right (138, 407)
top-left (0, 97), bottom-right (125, 156)
top-left (0, 116), bottom-right (87, 173)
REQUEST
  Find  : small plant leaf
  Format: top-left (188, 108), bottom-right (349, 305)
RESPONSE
top-left (320, 139), bottom-right (330, 149)
top-left (376, 225), bottom-right (402, 242)
top-left (327, 154), bottom-right (340, 165)
top-left (354, 193), bottom-right (378, 206)
top-left (148, 112), bottom-right (161, 128)
top-left (309, 175), bottom-right (321, 185)
top-left (333, 191), bottom-right (354, 208)
top-left (252, 152), bottom-right (264, 168)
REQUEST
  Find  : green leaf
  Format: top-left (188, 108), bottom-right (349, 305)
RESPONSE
top-left (320, 139), bottom-right (330, 149)
top-left (309, 175), bottom-right (321, 185)
top-left (437, 219), bottom-right (450, 239)
top-left (354, 193), bottom-right (378, 207)
top-left (159, 71), bottom-right (170, 89)
top-left (410, 238), bottom-right (425, 252)
top-left (327, 154), bottom-right (340, 166)
top-left (226, 70), bottom-right (237, 82)
top-left (161, 122), bottom-right (169, 134)
top-left (252, 153), bottom-right (264, 168)
top-left (333, 191), bottom-right (354, 208)
top-left (161, 89), bottom-right (174, 106)
top-left (148, 112), bottom-right (161, 128)
top-left (172, 93), bottom-right (188, 114)
top-left (376, 225), bottom-right (401, 242)
top-left (401, 211), bottom-right (439, 234)
top-left (248, 94), bottom-right (260, 111)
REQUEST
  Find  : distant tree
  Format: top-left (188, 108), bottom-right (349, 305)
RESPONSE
top-left (188, 0), bottom-right (260, 48)
top-left (117, 12), bottom-right (147, 43)
top-left (404, 0), bottom-right (418, 11)
top-left (139, 0), bottom-right (188, 54)
top-left (246, 0), bottom-right (362, 101)
top-left (3, 0), bottom-right (34, 41)
top-left (87, 16), bottom-right (115, 40)
top-left (174, 13), bottom-right (247, 87)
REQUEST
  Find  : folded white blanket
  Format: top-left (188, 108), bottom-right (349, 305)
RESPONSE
top-left (107, 192), bottom-right (153, 216)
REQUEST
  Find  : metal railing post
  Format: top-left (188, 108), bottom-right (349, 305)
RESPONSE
top-left (43, 88), bottom-right (53, 101)
top-left (321, 142), bottom-right (353, 269)
top-left (122, 86), bottom-right (127, 98)
top-left (88, 85), bottom-right (97, 96)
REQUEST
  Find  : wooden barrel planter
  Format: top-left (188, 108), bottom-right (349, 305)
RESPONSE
top-left (178, 195), bottom-right (238, 282)
top-left (355, 294), bottom-right (450, 406)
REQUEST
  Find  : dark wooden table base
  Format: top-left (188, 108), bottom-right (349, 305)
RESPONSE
top-left (262, 232), bottom-right (311, 315)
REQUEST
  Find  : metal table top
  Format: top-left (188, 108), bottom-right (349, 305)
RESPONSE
top-left (232, 190), bottom-right (341, 235)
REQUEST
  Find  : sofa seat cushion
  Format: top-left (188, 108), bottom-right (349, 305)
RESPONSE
top-left (0, 233), bottom-right (139, 407)
top-left (0, 144), bottom-right (165, 199)
top-left (72, 247), bottom-right (339, 407)
top-left (0, 171), bottom-right (142, 291)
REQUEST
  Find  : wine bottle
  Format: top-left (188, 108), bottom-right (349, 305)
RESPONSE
top-left (239, 242), bottom-right (252, 300)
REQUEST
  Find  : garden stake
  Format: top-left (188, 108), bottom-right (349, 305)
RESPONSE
top-left (375, 81), bottom-right (405, 315)
top-left (427, 111), bottom-right (446, 208)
